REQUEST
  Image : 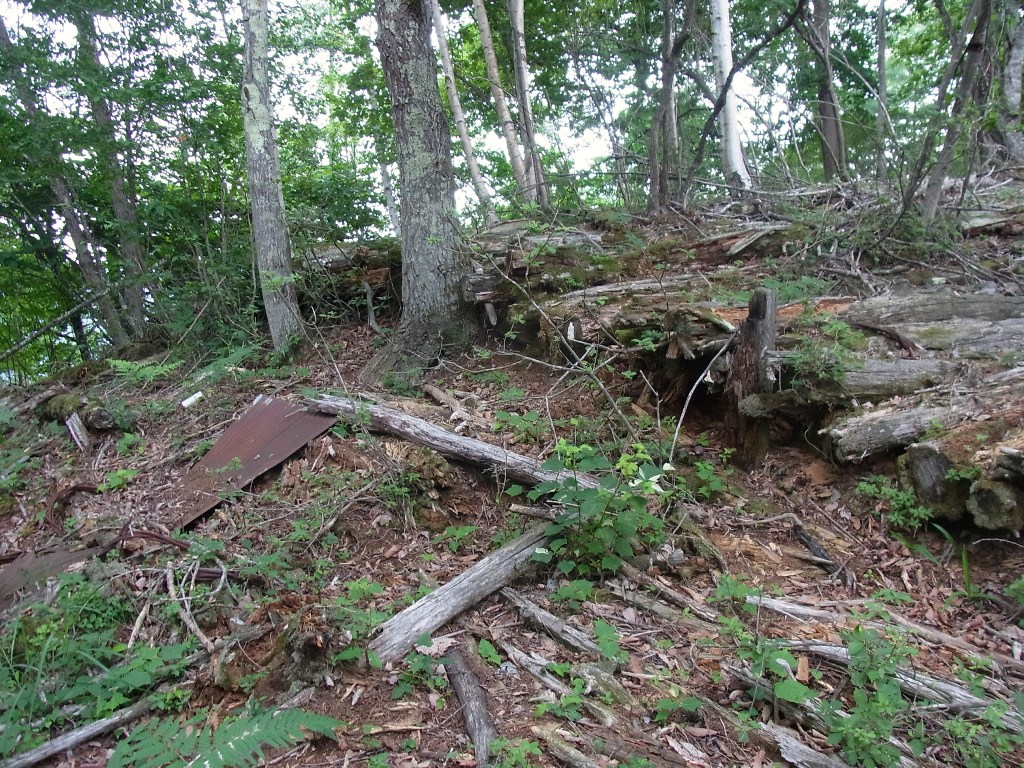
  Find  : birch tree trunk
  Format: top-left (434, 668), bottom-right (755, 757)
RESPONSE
top-left (429, 0), bottom-right (498, 225)
top-left (0, 17), bottom-right (131, 348)
top-left (378, 154), bottom-right (402, 237)
top-left (507, 0), bottom-right (548, 207)
top-left (362, 0), bottom-right (473, 383)
top-left (241, 0), bottom-right (304, 352)
top-left (75, 13), bottom-right (148, 336)
top-left (709, 0), bottom-right (752, 191)
top-left (472, 0), bottom-right (531, 203)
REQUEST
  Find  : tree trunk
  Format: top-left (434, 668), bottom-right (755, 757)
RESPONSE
top-left (364, 0), bottom-right (473, 382)
top-left (709, 0), bottom-right (752, 191)
top-left (921, 0), bottom-right (992, 220)
top-left (429, 0), bottom-right (498, 225)
top-left (377, 150), bottom-right (402, 237)
top-left (997, 1), bottom-right (1024, 162)
top-left (808, 0), bottom-right (848, 180)
top-left (241, 0), bottom-right (305, 352)
top-left (876, 0), bottom-right (888, 177)
top-left (0, 17), bottom-right (131, 348)
top-left (507, 0), bottom-right (549, 207)
top-left (74, 13), bottom-right (148, 337)
top-left (49, 178), bottom-right (132, 348)
top-left (904, 0), bottom-right (990, 210)
top-left (472, 0), bottom-right (531, 203)
top-left (723, 288), bottom-right (777, 468)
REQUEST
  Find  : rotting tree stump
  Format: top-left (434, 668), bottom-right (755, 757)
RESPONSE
top-left (723, 287), bottom-right (778, 468)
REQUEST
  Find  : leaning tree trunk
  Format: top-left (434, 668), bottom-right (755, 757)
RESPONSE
top-left (75, 13), bottom-right (148, 337)
top-left (363, 0), bottom-right (473, 383)
top-left (472, 0), bottom-right (531, 203)
top-left (241, 0), bottom-right (304, 352)
top-left (709, 0), bottom-right (752, 191)
top-left (904, 0), bottom-right (990, 211)
top-left (507, 0), bottom-right (549, 207)
top-left (0, 17), bottom-right (131, 348)
top-left (429, 0), bottom-right (498, 225)
top-left (921, 0), bottom-right (992, 220)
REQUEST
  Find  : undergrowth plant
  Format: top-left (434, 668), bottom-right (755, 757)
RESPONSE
top-left (0, 573), bottom-right (193, 756)
top-left (508, 440), bottom-right (670, 577)
top-left (856, 475), bottom-right (934, 532)
top-left (715, 577), bottom-right (1024, 768)
top-left (108, 706), bottom-right (342, 768)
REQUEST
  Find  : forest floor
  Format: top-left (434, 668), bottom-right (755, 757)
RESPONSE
top-left (2, 195), bottom-right (1024, 768)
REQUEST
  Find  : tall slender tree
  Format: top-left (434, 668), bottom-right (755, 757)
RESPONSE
top-left (429, 0), bottom-right (498, 225)
top-left (73, 11), bottom-right (149, 335)
top-left (0, 15), bottom-right (132, 347)
top-left (710, 0), bottom-right (752, 191)
top-left (472, 0), bottom-right (532, 202)
top-left (240, 0), bottom-right (304, 351)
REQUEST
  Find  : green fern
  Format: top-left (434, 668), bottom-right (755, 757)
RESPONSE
top-left (108, 707), bottom-right (342, 768)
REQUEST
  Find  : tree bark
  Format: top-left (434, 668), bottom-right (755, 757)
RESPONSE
top-left (364, 0), bottom-right (473, 381)
top-left (241, 0), bottom-right (305, 352)
top-left (709, 0), bottom-right (752, 191)
top-left (997, 3), bottom-right (1024, 162)
top-left (723, 288), bottom-right (777, 468)
top-left (429, 0), bottom-right (498, 224)
top-left (472, 0), bottom-right (531, 203)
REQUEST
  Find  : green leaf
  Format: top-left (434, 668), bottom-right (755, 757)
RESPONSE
top-left (773, 677), bottom-right (816, 704)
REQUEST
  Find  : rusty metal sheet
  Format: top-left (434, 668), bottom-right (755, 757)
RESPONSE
top-left (175, 395), bottom-right (337, 529)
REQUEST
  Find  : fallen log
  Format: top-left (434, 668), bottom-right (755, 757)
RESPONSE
top-left (307, 395), bottom-right (600, 490)
top-left (367, 525), bottom-right (549, 663)
top-left (822, 366), bottom-right (1024, 463)
top-left (445, 646), bottom-right (498, 764)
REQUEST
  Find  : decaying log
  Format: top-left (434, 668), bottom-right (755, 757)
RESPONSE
top-left (37, 392), bottom-right (114, 430)
top-left (532, 723), bottom-right (605, 768)
top-left (368, 525), bottom-right (549, 663)
top-left (787, 641), bottom-right (1024, 733)
top-left (748, 595), bottom-right (1024, 676)
top-left (498, 640), bottom-right (618, 726)
top-left (823, 366), bottom-right (1024, 462)
top-left (445, 646), bottom-right (498, 764)
top-left (724, 288), bottom-right (778, 467)
top-left (841, 291), bottom-right (1024, 358)
top-left (726, 664), bottom-right (922, 768)
top-left (758, 722), bottom-right (854, 768)
top-left (66, 412), bottom-right (91, 452)
top-left (1, 699), bottom-right (154, 768)
top-left (308, 395), bottom-right (600, 490)
top-left (501, 587), bottom-right (602, 655)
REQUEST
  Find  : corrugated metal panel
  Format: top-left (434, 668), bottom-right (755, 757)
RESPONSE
top-left (176, 395), bottom-right (337, 529)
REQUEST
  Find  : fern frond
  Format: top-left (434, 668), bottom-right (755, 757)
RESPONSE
top-left (109, 707), bottom-right (342, 768)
